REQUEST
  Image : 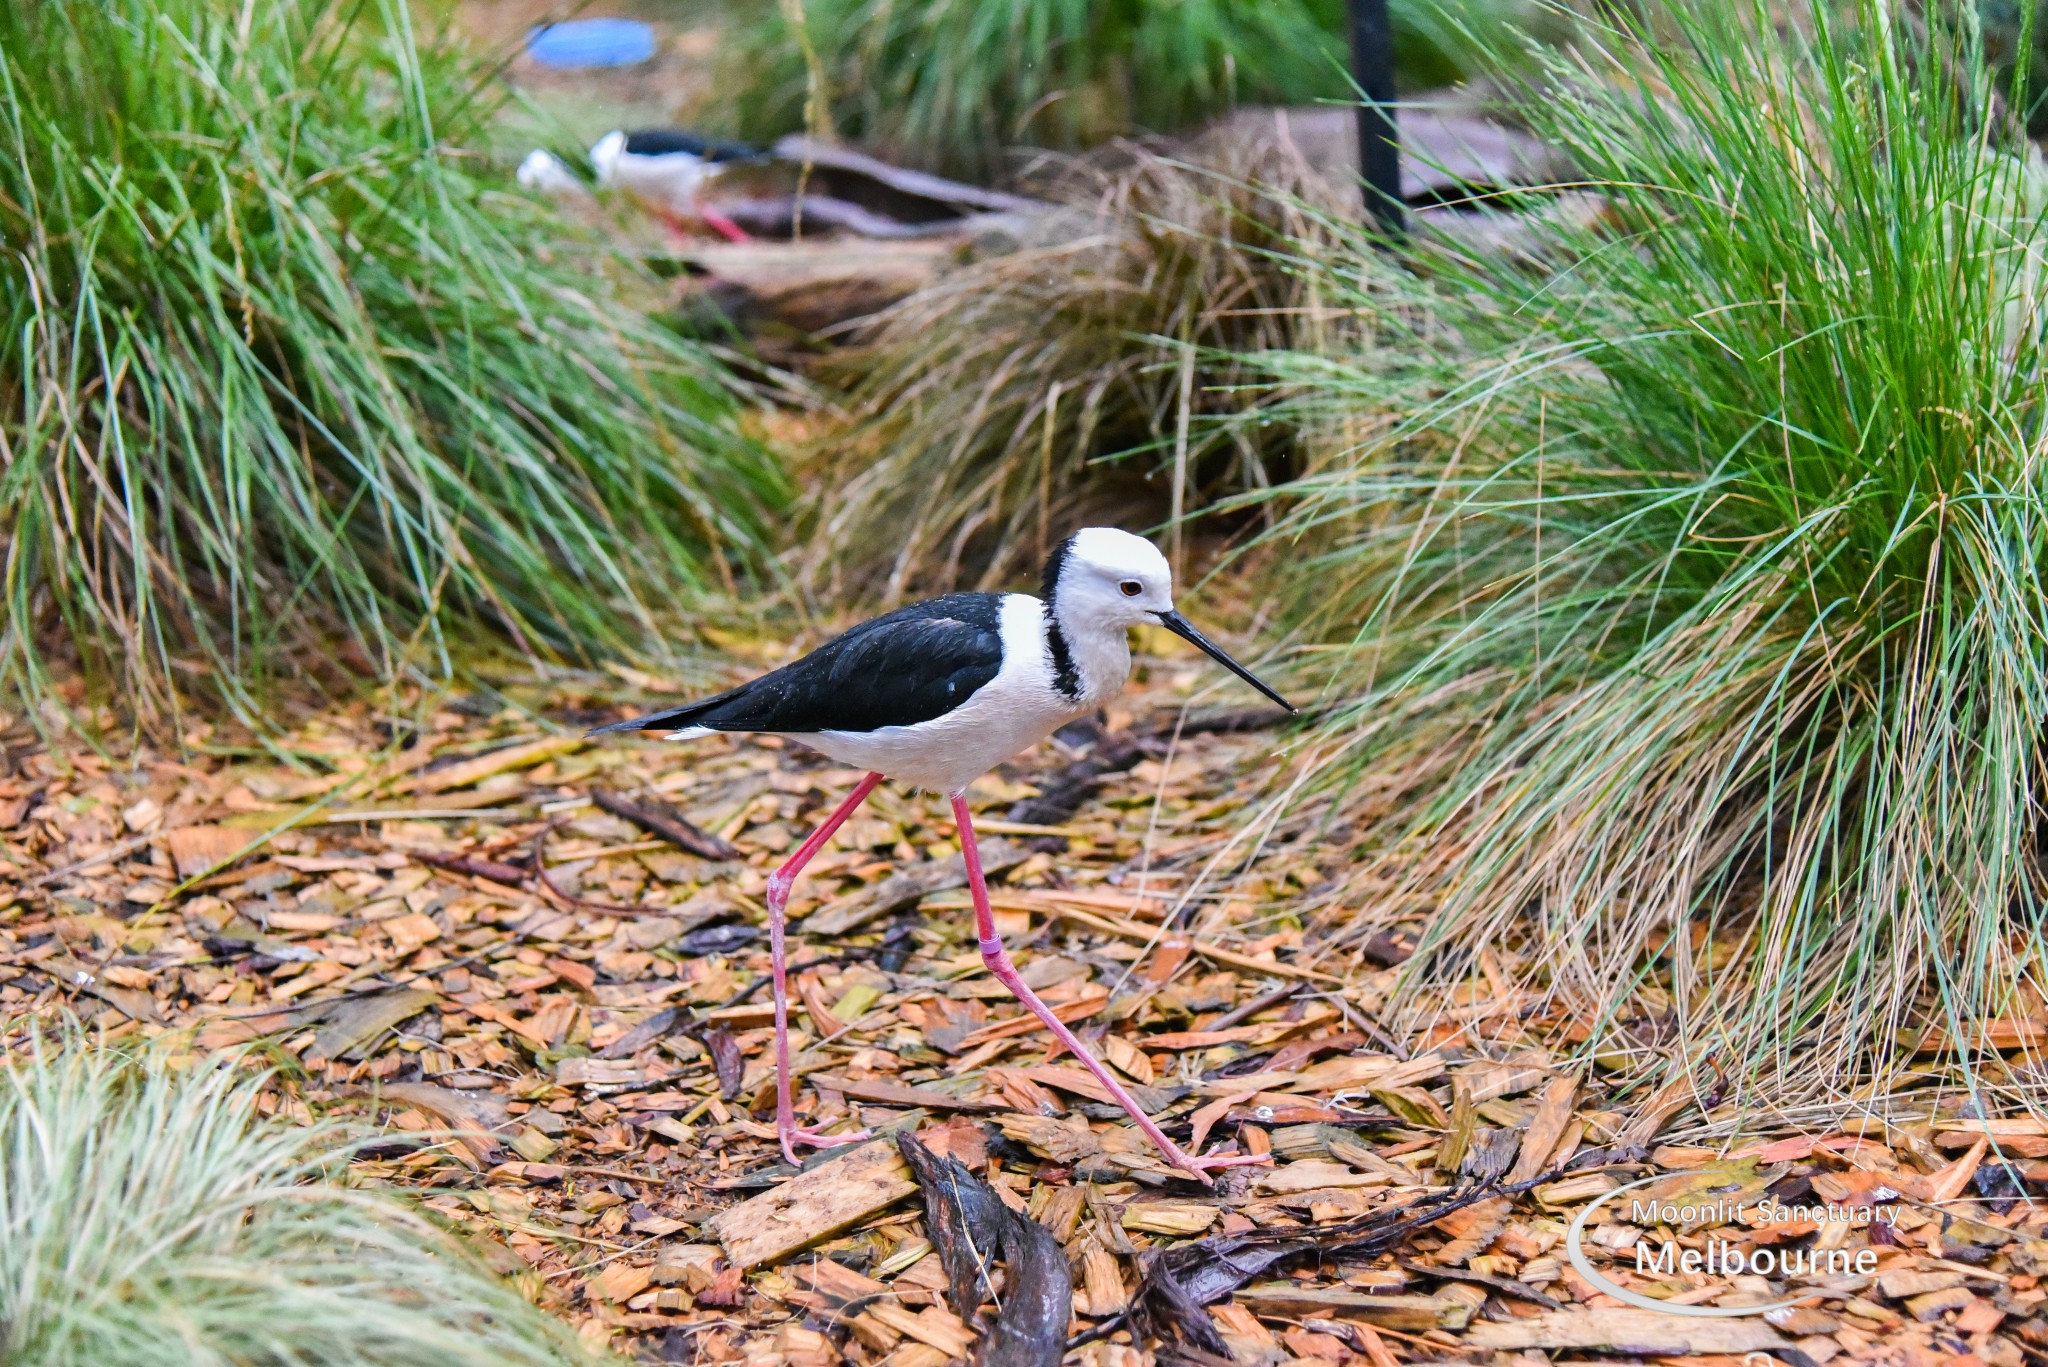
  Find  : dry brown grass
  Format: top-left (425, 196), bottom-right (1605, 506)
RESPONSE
top-left (798, 126), bottom-right (1385, 603)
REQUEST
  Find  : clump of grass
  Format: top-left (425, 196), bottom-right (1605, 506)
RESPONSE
top-left (0, 1029), bottom-right (590, 1367)
top-left (1252, 0), bottom-right (2048, 1100)
top-left (721, 0), bottom-right (1551, 181)
top-left (804, 135), bottom-right (1372, 602)
top-left (0, 0), bottom-right (787, 729)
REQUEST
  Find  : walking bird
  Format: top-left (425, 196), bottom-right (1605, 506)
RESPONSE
top-left (589, 128), bottom-right (766, 243)
top-left (593, 528), bottom-right (1293, 1179)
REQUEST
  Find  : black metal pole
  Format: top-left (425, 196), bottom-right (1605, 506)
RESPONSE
top-left (1348, 0), bottom-right (1404, 238)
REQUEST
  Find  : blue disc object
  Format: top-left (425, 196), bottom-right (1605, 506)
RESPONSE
top-left (525, 19), bottom-right (657, 70)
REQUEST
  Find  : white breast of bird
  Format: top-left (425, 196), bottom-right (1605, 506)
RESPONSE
top-left (803, 592), bottom-right (1116, 793)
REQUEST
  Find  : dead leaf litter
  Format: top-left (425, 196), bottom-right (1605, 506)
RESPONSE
top-left (5, 665), bottom-right (2048, 1367)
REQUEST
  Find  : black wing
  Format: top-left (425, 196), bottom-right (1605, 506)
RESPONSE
top-left (621, 129), bottom-right (766, 163)
top-left (593, 594), bottom-right (1006, 736)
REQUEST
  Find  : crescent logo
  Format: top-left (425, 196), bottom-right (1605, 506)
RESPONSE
top-left (1565, 1175), bottom-right (1803, 1318)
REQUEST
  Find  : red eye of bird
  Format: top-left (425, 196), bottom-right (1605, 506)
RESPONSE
top-left (1119, 580), bottom-right (1143, 597)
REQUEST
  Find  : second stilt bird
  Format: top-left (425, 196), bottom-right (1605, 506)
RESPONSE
top-left (593, 528), bottom-right (1293, 1179)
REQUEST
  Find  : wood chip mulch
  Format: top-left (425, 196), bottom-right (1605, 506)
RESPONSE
top-left (5, 661), bottom-right (2048, 1367)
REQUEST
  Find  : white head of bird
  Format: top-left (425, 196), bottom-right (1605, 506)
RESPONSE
top-left (1045, 527), bottom-right (1292, 713)
top-left (588, 129), bottom-right (627, 187)
top-left (1047, 526), bottom-right (1172, 627)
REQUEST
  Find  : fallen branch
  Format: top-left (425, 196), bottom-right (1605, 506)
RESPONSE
top-left (591, 789), bottom-right (742, 861)
top-left (414, 849), bottom-right (530, 886)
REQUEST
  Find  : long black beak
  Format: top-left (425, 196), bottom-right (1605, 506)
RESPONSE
top-left (1154, 611), bottom-right (1296, 713)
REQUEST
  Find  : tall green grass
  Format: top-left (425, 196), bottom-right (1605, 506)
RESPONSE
top-left (0, 0), bottom-right (787, 727)
top-left (721, 0), bottom-right (1553, 181)
top-left (1254, 0), bottom-right (2048, 1101)
top-left (0, 1031), bottom-right (590, 1367)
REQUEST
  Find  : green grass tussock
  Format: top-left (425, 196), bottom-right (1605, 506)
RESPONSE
top-left (0, 0), bottom-right (787, 728)
top-left (722, 0), bottom-right (1551, 181)
top-left (0, 1030), bottom-right (591, 1367)
top-left (1254, 0), bottom-right (2048, 1100)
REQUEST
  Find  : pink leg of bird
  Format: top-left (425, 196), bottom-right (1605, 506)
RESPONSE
top-left (766, 771), bottom-right (884, 1166)
top-left (698, 204), bottom-right (752, 243)
top-left (951, 794), bottom-right (1270, 1185)
top-left (654, 207), bottom-right (695, 248)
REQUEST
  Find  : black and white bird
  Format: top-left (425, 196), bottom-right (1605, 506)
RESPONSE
top-left (594, 527), bottom-right (1293, 1180)
top-left (589, 128), bottom-right (767, 243)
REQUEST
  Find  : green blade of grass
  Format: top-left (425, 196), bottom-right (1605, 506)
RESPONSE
top-left (1244, 0), bottom-right (2048, 1105)
top-left (0, 0), bottom-right (789, 731)
top-left (717, 0), bottom-right (1562, 181)
top-left (0, 1025), bottom-right (593, 1366)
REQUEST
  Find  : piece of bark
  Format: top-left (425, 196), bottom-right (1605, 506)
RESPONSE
top-left (805, 1074), bottom-right (1006, 1113)
top-left (371, 1082), bottom-right (514, 1164)
top-left (1613, 1071), bottom-right (1698, 1154)
top-left (164, 824), bottom-right (253, 878)
top-left (1507, 1074), bottom-right (1577, 1184)
top-left (1006, 1064), bottom-right (1175, 1115)
top-left (1079, 1237), bottom-right (1129, 1316)
top-left (897, 1132), bottom-right (1071, 1367)
top-left (42, 954), bottom-right (163, 1025)
top-left (555, 1057), bottom-right (655, 1088)
top-left (1878, 1269), bottom-right (1968, 1298)
top-left (1926, 1136), bottom-right (1990, 1203)
top-left (592, 790), bottom-right (742, 860)
top-left (1404, 1259), bottom-right (1562, 1310)
top-left (706, 1027), bottom-right (745, 1099)
top-left (804, 839), bottom-right (1028, 935)
top-left (709, 1140), bottom-right (917, 1270)
top-left (1233, 1286), bottom-right (1471, 1331)
top-left (1908, 1288), bottom-right (1977, 1321)
top-left (308, 988), bottom-right (436, 1062)
top-left (1465, 1308), bottom-right (1791, 1354)
top-left (1127, 1175), bottom-right (1516, 1362)
top-left (860, 1304), bottom-right (976, 1360)
top-left (598, 1005), bottom-right (684, 1060)
top-left (791, 1258), bottom-right (890, 1312)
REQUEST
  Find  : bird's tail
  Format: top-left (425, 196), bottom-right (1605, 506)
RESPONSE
top-left (587, 704), bottom-right (711, 737)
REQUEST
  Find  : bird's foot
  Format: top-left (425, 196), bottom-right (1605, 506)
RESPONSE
top-left (778, 1122), bottom-right (872, 1168)
top-left (1168, 1148), bottom-right (1273, 1186)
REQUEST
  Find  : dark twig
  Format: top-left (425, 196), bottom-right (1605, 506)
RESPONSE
top-left (1201, 981), bottom-right (1302, 1032)
top-left (413, 849), bottom-right (531, 886)
top-left (592, 789), bottom-right (743, 860)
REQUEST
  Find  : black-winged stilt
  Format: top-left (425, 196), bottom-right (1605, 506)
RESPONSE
top-left (594, 528), bottom-right (1294, 1180)
top-left (589, 129), bottom-right (767, 243)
